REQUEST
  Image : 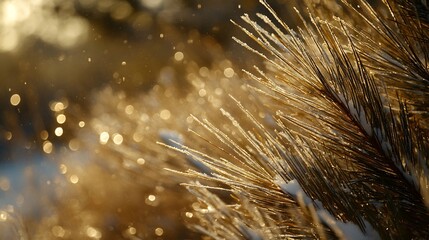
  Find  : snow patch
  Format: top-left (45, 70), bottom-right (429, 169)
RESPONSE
top-left (274, 177), bottom-right (312, 206)
top-left (337, 94), bottom-right (372, 136)
top-left (274, 176), bottom-right (380, 239)
top-left (318, 209), bottom-right (380, 240)
top-left (347, 100), bottom-right (372, 136)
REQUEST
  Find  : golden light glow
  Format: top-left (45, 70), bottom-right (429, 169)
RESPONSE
top-left (40, 130), bottom-right (49, 140)
top-left (51, 102), bottom-right (66, 112)
top-left (4, 131), bottom-right (12, 141)
top-left (198, 89), bottom-right (207, 97)
top-left (148, 195), bottom-right (156, 201)
top-left (69, 175), bottom-right (79, 184)
top-left (159, 109), bottom-right (171, 120)
top-left (127, 227), bottom-right (136, 235)
top-left (154, 227), bottom-right (164, 236)
top-left (199, 66), bottom-right (209, 77)
top-left (112, 133), bottom-right (123, 145)
top-left (174, 51), bottom-right (184, 61)
top-left (10, 93), bottom-right (21, 106)
top-left (51, 226), bottom-right (66, 238)
top-left (54, 127), bottom-right (63, 137)
top-left (0, 211), bottom-right (7, 222)
top-left (43, 140), bottom-right (53, 154)
top-left (223, 67), bottom-right (234, 78)
top-left (86, 226), bottom-right (102, 239)
top-left (125, 105), bottom-right (134, 115)
top-left (133, 132), bottom-right (143, 142)
top-left (136, 158), bottom-right (145, 165)
top-left (140, 0), bottom-right (163, 9)
top-left (68, 139), bottom-right (80, 151)
top-left (56, 114), bottom-right (66, 124)
top-left (99, 132), bottom-right (109, 144)
top-left (59, 164), bottom-right (68, 174)
top-left (79, 121), bottom-right (85, 127)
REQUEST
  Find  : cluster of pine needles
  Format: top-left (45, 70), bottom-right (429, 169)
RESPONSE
top-left (165, 0), bottom-right (429, 239)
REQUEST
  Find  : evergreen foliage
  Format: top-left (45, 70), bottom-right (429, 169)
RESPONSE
top-left (171, 0), bottom-right (429, 238)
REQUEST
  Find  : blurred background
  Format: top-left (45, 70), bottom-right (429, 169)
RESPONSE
top-left (0, 0), bottom-right (300, 158)
top-left (0, 0), bottom-right (307, 239)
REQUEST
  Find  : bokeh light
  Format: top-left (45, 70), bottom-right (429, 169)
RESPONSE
top-left (0, 0), bottom-right (88, 52)
top-left (9, 94), bottom-right (20, 106)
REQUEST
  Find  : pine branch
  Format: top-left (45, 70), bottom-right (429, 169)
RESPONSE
top-left (176, 0), bottom-right (429, 239)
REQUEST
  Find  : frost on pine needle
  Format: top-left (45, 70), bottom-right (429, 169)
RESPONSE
top-left (172, 0), bottom-right (429, 239)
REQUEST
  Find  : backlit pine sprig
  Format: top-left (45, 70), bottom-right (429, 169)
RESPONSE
top-left (174, 0), bottom-right (429, 239)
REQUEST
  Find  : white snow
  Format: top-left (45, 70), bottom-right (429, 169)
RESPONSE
top-left (274, 176), bottom-right (380, 239)
top-left (337, 93), bottom-right (372, 136)
top-left (347, 99), bottom-right (372, 136)
top-left (274, 177), bottom-right (312, 205)
top-left (318, 209), bottom-right (380, 240)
